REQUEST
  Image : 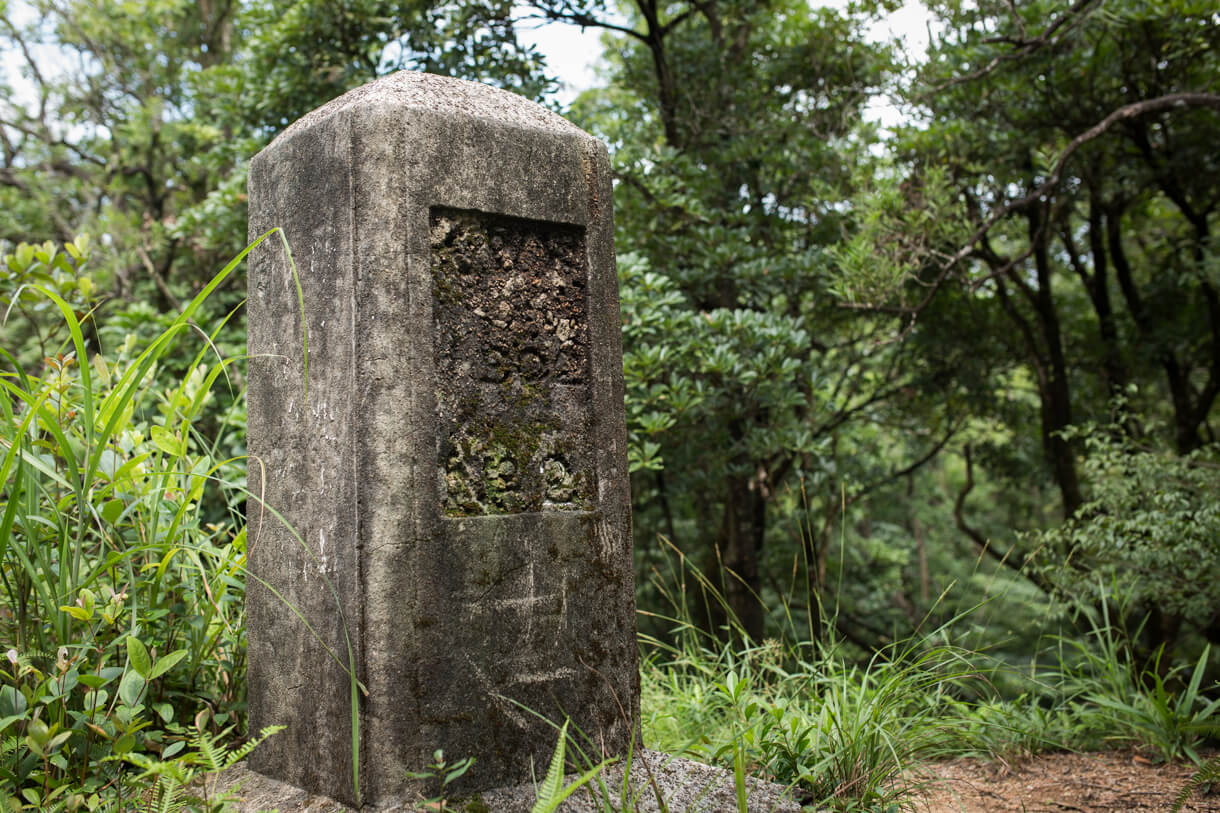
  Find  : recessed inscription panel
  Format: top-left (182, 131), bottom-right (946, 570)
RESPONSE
top-left (431, 209), bottom-right (596, 515)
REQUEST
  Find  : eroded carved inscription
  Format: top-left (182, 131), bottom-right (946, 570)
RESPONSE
top-left (431, 209), bottom-right (595, 516)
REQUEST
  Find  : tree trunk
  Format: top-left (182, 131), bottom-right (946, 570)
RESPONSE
top-left (716, 470), bottom-right (767, 642)
top-left (1028, 206), bottom-right (1084, 515)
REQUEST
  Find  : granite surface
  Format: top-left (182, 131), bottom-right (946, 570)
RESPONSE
top-left (219, 750), bottom-right (809, 812)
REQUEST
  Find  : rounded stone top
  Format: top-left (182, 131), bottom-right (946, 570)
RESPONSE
top-left (272, 71), bottom-right (588, 145)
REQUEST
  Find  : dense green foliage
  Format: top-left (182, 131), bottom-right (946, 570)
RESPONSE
top-left (0, 238), bottom-right (253, 808)
top-left (0, 0), bottom-right (1218, 809)
top-left (835, 0), bottom-right (1220, 656)
top-left (567, 0), bottom-right (946, 643)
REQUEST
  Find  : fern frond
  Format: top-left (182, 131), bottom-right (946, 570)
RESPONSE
top-left (190, 724), bottom-right (234, 772)
top-left (224, 725), bottom-right (285, 767)
top-left (532, 721), bottom-right (569, 813)
top-left (119, 752), bottom-right (194, 787)
top-left (144, 775), bottom-right (184, 813)
top-left (530, 722), bottom-right (609, 813)
top-left (1173, 752), bottom-right (1220, 812)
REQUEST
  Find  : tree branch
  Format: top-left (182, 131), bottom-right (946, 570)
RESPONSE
top-left (851, 424), bottom-right (959, 502)
top-left (954, 444), bottom-right (1054, 593)
top-left (524, 6), bottom-right (649, 43)
top-left (923, 0), bottom-right (1102, 95)
top-left (846, 93), bottom-right (1220, 319)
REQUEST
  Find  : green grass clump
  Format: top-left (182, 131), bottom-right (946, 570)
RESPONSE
top-left (1050, 604), bottom-right (1220, 764)
top-left (635, 546), bottom-right (1220, 811)
top-left (635, 549), bottom-right (990, 811)
top-left (641, 638), bottom-right (979, 811)
top-left (0, 236), bottom-right (269, 811)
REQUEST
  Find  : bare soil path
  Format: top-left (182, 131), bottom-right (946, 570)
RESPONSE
top-left (914, 750), bottom-right (1219, 812)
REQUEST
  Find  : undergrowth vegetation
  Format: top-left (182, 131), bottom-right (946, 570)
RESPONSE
top-left (1, 238), bottom-right (1217, 813)
top-left (629, 544), bottom-right (1220, 812)
top-left (0, 238), bottom-right (263, 811)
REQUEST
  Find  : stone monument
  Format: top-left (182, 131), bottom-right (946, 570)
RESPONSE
top-left (246, 72), bottom-right (639, 808)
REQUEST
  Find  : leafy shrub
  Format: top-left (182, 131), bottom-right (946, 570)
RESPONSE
top-left (0, 238), bottom-right (256, 810)
top-left (0, 238), bottom-right (101, 374)
top-left (1031, 427), bottom-right (1220, 642)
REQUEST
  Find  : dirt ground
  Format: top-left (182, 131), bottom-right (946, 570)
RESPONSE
top-left (913, 750), bottom-right (1219, 812)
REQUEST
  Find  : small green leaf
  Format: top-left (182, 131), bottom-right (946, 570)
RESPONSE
top-left (117, 670), bottom-right (145, 707)
top-left (101, 499), bottom-right (124, 524)
top-left (112, 733), bottom-right (136, 756)
top-left (154, 702), bottom-right (174, 723)
top-left (147, 649), bottom-right (188, 681)
top-left (83, 689), bottom-right (109, 712)
top-left (47, 730), bottom-right (72, 752)
top-left (90, 352), bottom-right (110, 388)
top-left (60, 605), bottom-right (92, 621)
top-left (126, 637), bottom-right (151, 679)
top-left (0, 686), bottom-right (27, 717)
top-left (26, 718), bottom-right (49, 746)
top-left (76, 674), bottom-right (108, 689)
top-left (150, 425), bottom-right (179, 455)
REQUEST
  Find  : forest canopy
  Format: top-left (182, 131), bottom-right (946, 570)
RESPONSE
top-left (2, 0), bottom-right (1217, 652)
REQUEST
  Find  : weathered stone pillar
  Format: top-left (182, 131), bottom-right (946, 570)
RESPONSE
top-left (246, 72), bottom-right (638, 807)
